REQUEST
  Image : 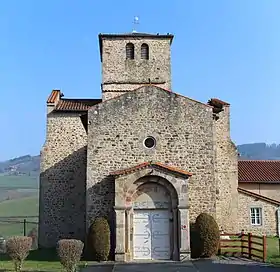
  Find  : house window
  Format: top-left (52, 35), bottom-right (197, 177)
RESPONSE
top-left (126, 43), bottom-right (135, 59)
top-left (141, 43), bottom-right (149, 60)
top-left (250, 207), bottom-right (262, 226)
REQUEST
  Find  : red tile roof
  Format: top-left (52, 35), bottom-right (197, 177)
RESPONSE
top-left (47, 90), bottom-right (61, 103)
top-left (238, 160), bottom-right (280, 183)
top-left (54, 99), bottom-right (101, 112)
top-left (238, 187), bottom-right (280, 206)
top-left (110, 162), bottom-right (192, 177)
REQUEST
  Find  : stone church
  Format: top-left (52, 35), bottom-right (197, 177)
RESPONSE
top-left (39, 31), bottom-right (245, 261)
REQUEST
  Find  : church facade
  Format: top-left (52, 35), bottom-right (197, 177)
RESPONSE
top-left (39, 32), bottom-right (279, 262)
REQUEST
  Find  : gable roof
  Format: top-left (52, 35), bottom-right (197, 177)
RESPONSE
top-left (90, 85), bottom-right (213, 109)
top-left (238, 160), bottom-right (280, 183)
top-left (238, 187), bottom-right (280, 206)
top-left (110, 162), bottom-right (192, 178)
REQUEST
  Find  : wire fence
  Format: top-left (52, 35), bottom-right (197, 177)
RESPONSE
top-left (0, 217), bottom-right (39, 250)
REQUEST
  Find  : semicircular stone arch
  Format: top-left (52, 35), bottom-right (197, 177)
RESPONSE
top-left (131, 182), bottom-right (172, 210)
top-left (125, 175), bottom-right (179, 209)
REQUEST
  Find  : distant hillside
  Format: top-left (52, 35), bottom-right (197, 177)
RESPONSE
top-left (0, 155), bottom-right (40, 176)
top-left (238, 143), bottom-right (280, 160)
top-left (0, 143), bottom-right (280, 177)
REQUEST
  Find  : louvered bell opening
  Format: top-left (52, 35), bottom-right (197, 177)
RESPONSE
top-left (126, 43), bottom-right (135, 59)
top-left (141, 43), bottom-right (149, 60)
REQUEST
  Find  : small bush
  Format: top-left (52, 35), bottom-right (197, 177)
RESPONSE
top-left (89, 217), bottom-right (110, 261)
top-left (57, 239), bottom-right (84, 272)
top-left (195, 213), bottom-right (220, 258)
top-left (6, 236), bottom-right (32, 271)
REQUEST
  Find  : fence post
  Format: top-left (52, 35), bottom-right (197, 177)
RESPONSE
top-left (23, 219), bottom-right (26, 236)
top-left (241, 231), bottom-right (245, 256)
top-left (263, 235), bottom-right (267, 262)
top-left (248, 233), bottom-right (252, 259)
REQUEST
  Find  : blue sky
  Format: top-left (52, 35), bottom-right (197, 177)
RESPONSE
top-left (0, 0), bottom-right (280, 161)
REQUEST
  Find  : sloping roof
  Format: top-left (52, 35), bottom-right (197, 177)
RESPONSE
top-left (93, 85), bottom-right (212, 109)
top-left (238, 160), bottom-right (280, 183)
top-left (54, 99), bottom-right (102, 112)
top-left (238, 187), bottom-right (280, 206)
top-left (110, 162), bottom-right (192, 178)
top-left (47, 90), bottom-right (61, 103)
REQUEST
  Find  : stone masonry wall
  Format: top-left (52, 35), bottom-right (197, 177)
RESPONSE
top-left (86, 85), bottom-right (217, 229)
top-left (239, 183), bottom-right (280, 202)
top-left (238, 192), bottom-right (278, 236)
top-left (214, 106), bottom-right (239, 233)
top-left (39, 111), bottom-right (87, 248)
top-left (101, 37), bottom-right (172, 100)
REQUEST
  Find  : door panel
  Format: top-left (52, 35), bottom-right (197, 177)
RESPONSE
top-left (133, 211), bottom-right (151, 259)
top-left (151, 211), bottom-right (170, 259)
top-left (133, 210), bottom-right (170, 260)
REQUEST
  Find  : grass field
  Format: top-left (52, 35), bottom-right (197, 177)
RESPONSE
top-left (220, 235), bottom-right (280, 265)
top-left (0, 196), bottom-right (39, 237)
top-left (0, 175), bottom-right (39, 189)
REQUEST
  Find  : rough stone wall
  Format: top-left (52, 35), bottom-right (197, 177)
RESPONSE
top-left (214, 106), bottom-right (239, 233)
top-left (239, 183), bottom-right (280, 202)
top-left (86, 85), bottom-right (216, 229)
top-left (101, 37), bottom-right (172, 101)
top-left (39, 111), bottom-right (87, 248)
top-left (238, 192), bottom-right (278, 236)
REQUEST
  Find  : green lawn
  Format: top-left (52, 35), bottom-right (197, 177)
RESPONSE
top-left (0, 196), bottom-right (39, 237)
top-left (220, 236), bottom-right (280, 265)
top-left (0, 248), bottom-right (92, 272)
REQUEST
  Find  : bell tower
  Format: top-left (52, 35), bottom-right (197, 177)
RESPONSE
top-left (98, 32), bottom-right (174, 101)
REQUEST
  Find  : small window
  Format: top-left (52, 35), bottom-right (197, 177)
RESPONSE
top-left (126, 43), bottom-right (134, 59)
top-left (144, 136), bottom-right (156, 149)
top-left (250, 207), bottom-right (262, 226)
top-left (141, 43), bottom-right (149, 60)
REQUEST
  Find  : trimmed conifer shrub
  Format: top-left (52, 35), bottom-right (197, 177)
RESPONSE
top-left (195, 213), bottom-right (220, 257)
top-left (89, 217), bottom-right (110, 261)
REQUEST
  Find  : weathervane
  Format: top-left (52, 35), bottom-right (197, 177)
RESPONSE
top-left (132, 16), bottom-right (139, 33)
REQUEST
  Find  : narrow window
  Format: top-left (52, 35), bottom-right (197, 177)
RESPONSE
top-left (250, 207), bottom-right (262, 226)
top-left (126, 43), bottom-right (134, 59)
top-left (141, 43), bottom-right (149, 60)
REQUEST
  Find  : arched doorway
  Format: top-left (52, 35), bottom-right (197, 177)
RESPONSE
top-left (129, 176), bottom-right (179, 261)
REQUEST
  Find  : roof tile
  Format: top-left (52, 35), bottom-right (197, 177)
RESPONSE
top-left (47, 90), bottom-right (61, 103)
top-left (238, 160), bottom-right (280, 183)
top-left (54, 99), bottom-right (101, 111)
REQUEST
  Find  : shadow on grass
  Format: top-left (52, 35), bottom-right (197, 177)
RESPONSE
top-left (0, 248), bottom-right (59, 262)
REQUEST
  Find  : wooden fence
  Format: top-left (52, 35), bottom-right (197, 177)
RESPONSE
top-left (218, 232), bottom-right (267, 262)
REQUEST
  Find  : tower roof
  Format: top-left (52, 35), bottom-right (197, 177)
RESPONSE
top-left (98, 32), bottom-right (174, 61)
